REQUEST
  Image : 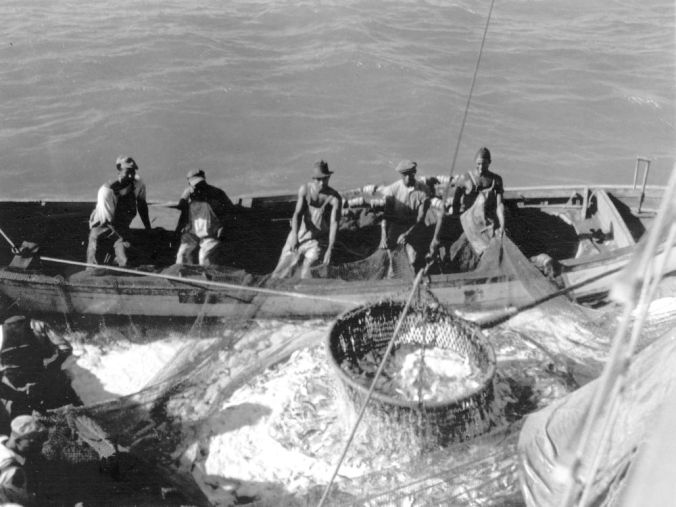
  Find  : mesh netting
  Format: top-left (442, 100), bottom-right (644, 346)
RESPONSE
top-left (23, 228), bottom-right (582, 506)
top-left (327, 300), bottom-right (496, 449)
top-left (6, 194), bottom-right (670, 506)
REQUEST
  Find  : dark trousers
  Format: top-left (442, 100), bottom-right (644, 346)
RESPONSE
top-left (87, 225), bottom-right (129, 267)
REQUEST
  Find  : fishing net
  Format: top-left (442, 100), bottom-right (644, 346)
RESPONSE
top-left (326, 299), bottom-right (496, 449)
top-left (17, 225), bottom-right (596, 506)
top-left (3, 188), bottom-right (673, 506)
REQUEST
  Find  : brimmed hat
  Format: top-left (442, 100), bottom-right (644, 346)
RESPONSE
top-left (186, 169), bottom-right (206, 186)
top-left (311, 160), bottom-right (333, 179)
top-left (116, 156), bottom-right (138, 171)
top-left (1, 316), bottom-right (30, 349)
top-left (395, 159), bottom-right (417, 174)
top-left (11, 415), bottom-right (46, 438)
top-left (3, 315), bottom-right (26, 326)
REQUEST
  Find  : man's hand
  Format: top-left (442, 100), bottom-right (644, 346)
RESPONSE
top-left (290, 233), bottom-right (299, 251)
top-left (396, 232), bottom-right (408, 245)
top-left (322, 249), bottom-right (332, 266)
top-left (216, 227), bottom-right (225, 240)
top-left (427, 238), bottom-right (440, 260)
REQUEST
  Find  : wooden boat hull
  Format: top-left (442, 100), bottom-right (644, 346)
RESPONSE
top-left (0, 258), bottom-right (536, 319)
top-left (0, 183), bottom-right (667, 320)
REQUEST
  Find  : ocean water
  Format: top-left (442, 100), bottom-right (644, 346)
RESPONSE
top-left (0, 0), bottom-right (674, 202)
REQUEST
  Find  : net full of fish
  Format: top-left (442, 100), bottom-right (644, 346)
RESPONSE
top-left (343, 343), bottom-right (482, 403)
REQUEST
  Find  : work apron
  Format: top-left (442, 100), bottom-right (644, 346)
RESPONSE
top-left (459, 173), bottom-right (497, 256)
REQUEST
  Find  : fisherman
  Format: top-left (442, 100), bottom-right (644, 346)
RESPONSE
top-left (0, 415), bottom-right (47, 506)
top-left (174, 169), bottom-right (235, 266)
top-left (86, 155), bottom-right (152, 269)
top-left (271, 160), bottom-right (342, 279)
top-left (0, 315), bottom-right (78, 431)
top-left (430, 147), bottom-right (505, 271)
top-left (378, 159), bottom-right (432, 277)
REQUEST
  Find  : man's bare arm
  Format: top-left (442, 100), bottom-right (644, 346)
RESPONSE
top-left (323, 195), bottom-right (341, 264)
top-left (137, 198), bottom-right (152, 230)
top-left (288, 185), bottom-right (307, 249)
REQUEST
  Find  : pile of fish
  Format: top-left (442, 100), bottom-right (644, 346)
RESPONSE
top-left (343, 343), bottom-right (482, 403)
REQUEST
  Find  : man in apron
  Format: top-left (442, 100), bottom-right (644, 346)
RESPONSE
top-left (378, 159), bottom-right (432, 277)
top-left (271, 160), bottom-right (342, 279)
top-left (86, 156), bottom-right (152, 268)
top-left (435, 147), bottom-right (505, 271)
top-left (175, 169), bottom-right (235, 266)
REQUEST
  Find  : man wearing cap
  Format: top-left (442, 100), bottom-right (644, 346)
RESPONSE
top-left (174, 169), bottom-right (235, 266)
top-left (271, 160), bottom-right (342, 279)
top-left (433, 146), bottom-right (505, 271)
top-left (86, 155), bottom-right (152, 268)
top-left (0, 415), bottom-right (47, 505)
top-left (378, 159), bottom-right (432, 277)
top-left (0, 315), bottom-right (77, 431)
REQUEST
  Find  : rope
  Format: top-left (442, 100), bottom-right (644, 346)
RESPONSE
top-left (317, 2), bottom-right (497, 505)
top-left (316, 269), bottom-right (425, 507)
top-left (1, 247), bottom-right (352, 306)
top-left (0, 224), bottom-right (354, 306)
top-left (475, 264), bottom-right (624, 328)
top-left (0, 228), bottom-right (17, 250)
top-left (429, 0), bottom-right (497, 251)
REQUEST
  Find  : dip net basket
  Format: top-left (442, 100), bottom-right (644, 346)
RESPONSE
top-left (326, 299), bottom-right (496, 449)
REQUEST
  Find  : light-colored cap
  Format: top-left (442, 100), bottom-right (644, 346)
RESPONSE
top-left (11, 415), bottom-right (46, 438)
top-left (116, 156), bottom-right (138, 171)
top-left (395, 160), bottom-right (417, 174)
top-left (186, 169), bottom-right (206, 186)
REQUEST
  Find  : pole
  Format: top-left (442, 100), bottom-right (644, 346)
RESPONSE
top-left (0, 225), bottom-right (352, 306)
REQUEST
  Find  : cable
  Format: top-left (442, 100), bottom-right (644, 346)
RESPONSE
top-left (317, 2), bottom-right (497, 505)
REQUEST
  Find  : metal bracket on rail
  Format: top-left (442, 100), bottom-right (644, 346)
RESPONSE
top-left (633, 157), bottom-right (651, 213)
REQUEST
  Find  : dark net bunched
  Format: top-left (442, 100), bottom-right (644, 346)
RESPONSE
top-left (326, 300), bottom-right (496, 449)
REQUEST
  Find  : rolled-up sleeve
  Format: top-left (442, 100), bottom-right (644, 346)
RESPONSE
top-left (89, 186), bottom-right (116, 228)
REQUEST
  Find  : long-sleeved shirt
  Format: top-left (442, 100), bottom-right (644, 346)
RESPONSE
top-left (177, 183), bottom-right (233, 239)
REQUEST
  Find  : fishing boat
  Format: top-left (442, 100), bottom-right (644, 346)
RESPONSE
top-left (517, 166), bottom-right (676, 507)
top-left (0, 166), bottom-right (671, 321)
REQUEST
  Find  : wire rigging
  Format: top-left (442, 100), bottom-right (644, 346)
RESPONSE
top-left (317, 1), bottom-right (497, 505)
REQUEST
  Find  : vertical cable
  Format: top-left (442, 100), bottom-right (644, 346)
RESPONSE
top-left (317, 2), bottom-right (497, 504)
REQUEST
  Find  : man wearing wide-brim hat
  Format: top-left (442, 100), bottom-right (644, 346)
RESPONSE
top-left (378, 159), bottom-right (432, 277)
top-left (271, 160), bottom-right (342, 279)
top-left (174, 169), bottom-right (235, 266)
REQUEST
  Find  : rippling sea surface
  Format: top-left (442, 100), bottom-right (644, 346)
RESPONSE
top-left (1, 0), bottom-right (674, 201)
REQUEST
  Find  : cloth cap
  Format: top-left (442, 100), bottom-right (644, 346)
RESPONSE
top-left (311, 160), bottom-right (333, 179)
top-left (395, 159), bottom-right (417, 174)
top-left (475, 147), bottom-right (491, 163)
top-left (186, 169), bottom-right (206, 185)
top-left (10, 415), bottom-right (45, 438)
top-left (116, 156), bottom-right (137, 171)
